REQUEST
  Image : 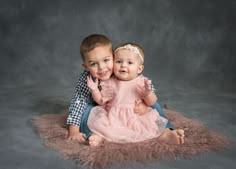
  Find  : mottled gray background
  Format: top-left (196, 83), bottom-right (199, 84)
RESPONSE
top-left (0, 0), bottom-right (235, 169)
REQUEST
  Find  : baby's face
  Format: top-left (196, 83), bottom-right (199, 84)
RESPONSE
top-left (113, 49), bottom-right (144, 81)
top-left (83, 45), bottom-right (113, 81)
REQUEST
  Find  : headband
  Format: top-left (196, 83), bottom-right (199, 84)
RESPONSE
top-left (114, 44), bottom-right (144, 63)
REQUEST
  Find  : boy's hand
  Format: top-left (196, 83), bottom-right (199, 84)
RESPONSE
top-left (68, 132), bottom-right (86, 142)
top-left (87, 76), bottom-right (98, 91)
top-left (68, 125), bottom-right (86, 142)
top-left (137, 78), bottom-right (152, 99)
top-left (134, 101), bottom-right (149, 116)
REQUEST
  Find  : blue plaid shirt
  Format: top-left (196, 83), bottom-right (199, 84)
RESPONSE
top-left (67, 70), bottom-right (96, 126)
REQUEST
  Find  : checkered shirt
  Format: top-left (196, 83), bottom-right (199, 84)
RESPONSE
top-left (66, 70), bottom-right (96, 126)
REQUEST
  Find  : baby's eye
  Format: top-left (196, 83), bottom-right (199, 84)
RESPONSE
top-left (128, 61), bottom-right (133, 64)
top-left (116, 60), bottom-right (121, 63)
top-left (104, 59), bottom-right (110, 62)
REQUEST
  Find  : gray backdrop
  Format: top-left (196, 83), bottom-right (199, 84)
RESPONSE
top-left (1, 0), bottom-right (235, 91)
top-left (0, 0), bottom-right (235, 169)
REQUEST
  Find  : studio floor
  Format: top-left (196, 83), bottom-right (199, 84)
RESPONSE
top-left (0, 80), bottom-right (235, 169)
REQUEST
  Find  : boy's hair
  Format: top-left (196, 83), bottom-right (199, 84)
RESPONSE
top-left (80, 34), bottom-right (112, 61)
top-left (114, 42), bottom-right (145, 61)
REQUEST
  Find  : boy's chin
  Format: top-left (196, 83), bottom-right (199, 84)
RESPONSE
top-left (98, 74), bottom-right (112, 81)
top-left (98, 76), bottom-right (110, 81)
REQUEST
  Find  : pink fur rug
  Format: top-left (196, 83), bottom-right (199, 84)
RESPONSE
top-left (32, 109), bottom-right (231, 168)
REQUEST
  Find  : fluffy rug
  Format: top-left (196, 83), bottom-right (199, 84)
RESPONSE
top-left (32, 108), bottom-right (231, 168)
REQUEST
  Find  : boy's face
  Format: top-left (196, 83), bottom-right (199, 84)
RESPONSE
top-left (83, 45), bottom-right (113, 81)
top-left (113, 49), bottom-right (144, 81)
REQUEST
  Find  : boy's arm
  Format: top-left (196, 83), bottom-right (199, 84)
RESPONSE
top-left (66, 70), bottom-right (91, 141)
top-left (134, 101), bottom-right (149, 115)
top-left (67, 95), bottom-right (87, 141)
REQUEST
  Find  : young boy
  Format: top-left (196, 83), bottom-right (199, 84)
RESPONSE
top-left (67, 34), bottom-right (177, 143)
top-left (67, 34), bottom-right (113, 142)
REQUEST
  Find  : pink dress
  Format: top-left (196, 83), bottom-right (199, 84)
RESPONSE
top-left (87, 75), bottom-right (168, 143)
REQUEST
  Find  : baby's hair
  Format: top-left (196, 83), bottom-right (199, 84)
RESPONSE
top-left (80, 34), bottom-right (112, 61)
top-left (114, 42), bottom-right (145, 63)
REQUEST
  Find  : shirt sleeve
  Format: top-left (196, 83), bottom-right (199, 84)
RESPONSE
top-left (66, 71), bottom-right (92, 126)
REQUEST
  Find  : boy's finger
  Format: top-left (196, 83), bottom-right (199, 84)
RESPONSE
top-left (82, 133), bottom-right (86, 138)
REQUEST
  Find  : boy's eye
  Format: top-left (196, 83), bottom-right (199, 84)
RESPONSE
top-left (89, 63), bottom-right (96, 67)
top-left (104, 59), bottom-right (110, 62)
top-left (116, 60), bottom-right (121, 63)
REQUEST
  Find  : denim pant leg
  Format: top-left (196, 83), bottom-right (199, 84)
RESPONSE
top-left (80, 103), bottom-right (94, 139)
top-left (151, 102), bottom-right (174, 129)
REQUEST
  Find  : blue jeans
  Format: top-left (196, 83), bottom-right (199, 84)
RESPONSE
top-left (151, 103), bottom-right (173, 129)
top-left (80, 102), bottom-right (173, 138)
top-left (80, 103), bottom-right (95, 139)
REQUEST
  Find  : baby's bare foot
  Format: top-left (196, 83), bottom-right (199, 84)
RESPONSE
top-left (89, 134), bottom-right (104, 147)
top-left (174, 129), bottom-right (185, 144)
top-left (159, 128), bottom-right (185, 144)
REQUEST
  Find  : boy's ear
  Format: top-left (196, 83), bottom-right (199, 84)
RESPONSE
top-left (82, 63), bottom-right (88, 69)
top-left (138, 65), bottom-right (144, 74)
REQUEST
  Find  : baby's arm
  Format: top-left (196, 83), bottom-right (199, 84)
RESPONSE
top-left (143, 90), bottom-right (157, 106)
top-left (87, 76), bottom-right (104, 105)
top-left (137, 78), bottom-right (157, 106)
top-left (134, 78), bottom-right (158, 115)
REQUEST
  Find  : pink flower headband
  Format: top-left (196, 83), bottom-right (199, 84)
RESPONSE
top-left (114, 44), bottom-right (144, 63)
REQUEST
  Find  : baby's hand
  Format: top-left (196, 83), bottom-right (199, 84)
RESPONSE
top-left (68, 131), bottom-right (86, 142)
top-left (137, 78), bottom-right (152, 99)
top-left (87, 76), bottom-right (98, 91)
